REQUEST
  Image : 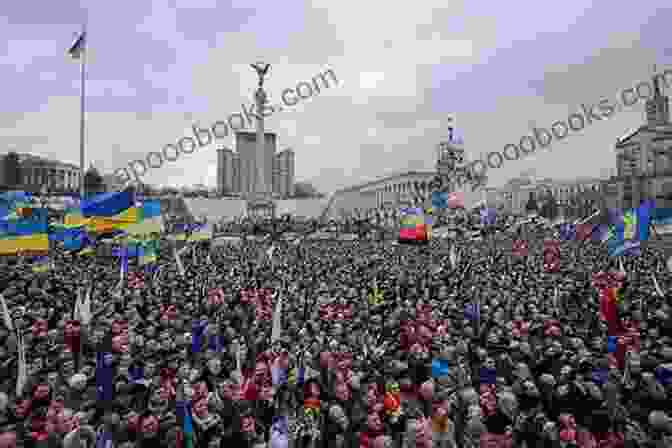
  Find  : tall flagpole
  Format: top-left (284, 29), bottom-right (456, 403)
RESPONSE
top-left (79, 24), bottom-right (87, 199)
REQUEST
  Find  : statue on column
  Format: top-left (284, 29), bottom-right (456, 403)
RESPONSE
top-left (250, 62), bottom-right (271, 88)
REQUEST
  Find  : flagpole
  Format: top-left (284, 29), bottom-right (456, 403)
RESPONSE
top-left (79, 23), bottom-right (87, 199)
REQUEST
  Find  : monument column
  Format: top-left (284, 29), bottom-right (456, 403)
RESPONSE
top-left (255, 86), bottom-right (268, 197)
top-left (251, 62), bottom-right (271, 199)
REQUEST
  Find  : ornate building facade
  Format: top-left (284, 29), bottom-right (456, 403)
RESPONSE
top-left (613, 72), bottom-right (672, 210)
top-left (0, 153), bottom-right (81, 193)
top-left (327, 171), bottom-right (436, 219)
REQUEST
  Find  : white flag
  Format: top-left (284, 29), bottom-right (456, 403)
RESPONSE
top-left (174, 246), bottom-right (186, 277)
top-left (553, 286), bottom-right (559, 313)
top-left (652, 274), bottom-right (665, 297)
top-left (266, 244), bottom-right (276, 260)
top-left (0, 294), bottom-right (13, 331)
top-left (16, 330), bottom-right (26, 396)
top-left (79, 286), bottom-right (92, 326)
top-left (271, 292), bottom-right (283, 344)
top-left (449, 245), bottom-right (457, 268)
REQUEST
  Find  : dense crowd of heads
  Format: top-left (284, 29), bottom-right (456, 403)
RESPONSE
top-left (0, 225), bottom-right (671, 447)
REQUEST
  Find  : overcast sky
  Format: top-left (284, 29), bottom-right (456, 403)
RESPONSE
top-left (1, 1), bottom-right (671, 201)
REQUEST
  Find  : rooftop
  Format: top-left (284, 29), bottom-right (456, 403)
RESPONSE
top-left (333, 170), bottom-right (435, 195)
top-left (17, 153), bottom-right (79, 170)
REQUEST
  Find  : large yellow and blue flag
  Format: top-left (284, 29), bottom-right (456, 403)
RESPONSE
top-left (607, 201), bottom-right (653, 257)
top-left (81, 189), bottom-right (134, 217)
top-left (0, 207), bottom-right (48, 255)
top-left (76, 189), bottom-right (140, 233)
top-left (123, 200), bottom-right (163, 237)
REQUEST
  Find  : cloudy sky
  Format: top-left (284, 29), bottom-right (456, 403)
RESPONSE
top-left (1, 1), bottom-right (671, 201)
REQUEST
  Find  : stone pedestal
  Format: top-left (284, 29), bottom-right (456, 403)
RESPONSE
top-left (246, 197), bottom-right (275, 219)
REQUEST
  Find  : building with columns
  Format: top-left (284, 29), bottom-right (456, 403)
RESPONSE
top-left (0, 153), bottom-right (81, 193)
top-left (492, 174), bottom-right (605, 216)
top-left (613, 71), bottom-right (672, 210)
top-left (327, 171), bottom-right (436, 218)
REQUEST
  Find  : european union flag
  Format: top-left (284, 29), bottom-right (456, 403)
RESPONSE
top-left (655, 365), bottom-right (672, 386)
top-left (191, 320), bottom-right (207, 353)
top-left (592, 368), bottom-right (609, 386)
top-left (559, 223), bottom-right (576, 241)
top-left (96, 333), bottom-right (114, 408)
top-left (464, 303), bottom-right (480, 321)
top-left (480, 367), bottom-right (497, 385)
top-left (480, 208), bottom-right (496, 226)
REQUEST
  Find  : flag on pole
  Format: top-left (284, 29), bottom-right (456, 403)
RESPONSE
top-left (176, 391), bottom-right (194, 448)
top-left (174, 246), bottom-right (186, 277)
top-left (271, 292), bottom-right (283, 344)
top-left (0, 294), bottom-right (13, 331)
top-left (449, 245), bottom-right (457, 269)
top-left (68, 31), bottom-right (86, 59)
top-left (553, 286), bottom-right (559, 313)
top-left (96, 333), bottom-right (114, 408)
top-left (653, 274), bottom-right (665, 297)
top-left (607, 201), bottom-right (653, 257)
top-left (16, 330), bottom-right (26, 396)
top-left (119, 246), bottom-right (128, 282)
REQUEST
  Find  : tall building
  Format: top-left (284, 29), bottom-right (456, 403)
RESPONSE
top-left (216, 147), bottom-right (235, 194)
top-left (216, 132), bottom-right (296, 198)
top-left (273, 148), bottom-right (295, 198)
top-left (614, 70), bottom-right (672, 209)
top-left (232, 153), bottom-right (241, 194)
top-left (235, 131), bottom-right (276, 198)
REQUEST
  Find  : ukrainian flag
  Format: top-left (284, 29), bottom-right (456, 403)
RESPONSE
top-left (169, 222), bottom-right (211, 242)
top-left (608, 201), bottom-right (653, 257)
top-left (74, 189), bottom-right (143, 233)
top-left (0, 208), bottom-right (49, 255)
top-left (81, 189), bottom-right (135, 217)
top-left (127, 238), bottom-right (159, 266)
top-left (31, 256), bottom-right (50, 272)
top-left (123, 200), bottom-right (163, 237)
top-left (139, 244), bottom-right (158, 266)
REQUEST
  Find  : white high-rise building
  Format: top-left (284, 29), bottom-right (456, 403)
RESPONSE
top-left (216, 132), bottom-right (296, 199)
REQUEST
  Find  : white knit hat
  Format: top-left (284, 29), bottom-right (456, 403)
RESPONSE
top-left (68, 373), bottom-right (87, 388)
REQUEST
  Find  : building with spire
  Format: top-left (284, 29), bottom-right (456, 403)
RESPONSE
top-left (613, 68), bottom-right (672, 209)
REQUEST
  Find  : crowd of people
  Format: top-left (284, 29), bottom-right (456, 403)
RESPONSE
top-left (1, 219), bottom-right (672, 448)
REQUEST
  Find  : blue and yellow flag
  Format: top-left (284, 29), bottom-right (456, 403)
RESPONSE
top-left (123, 200), bottom-right (163, 236)
top-left (81, 189), bottom-right (134, 217)
top-left (31, 256), bottom-right (50, 272)
top-left (0, 207), bottom-right (48, 255)
top-left (608, 201), bottom-right (653, 257)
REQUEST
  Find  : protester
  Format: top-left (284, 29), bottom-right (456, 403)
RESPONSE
top-left (0, 214), bottom-right (671, 448)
